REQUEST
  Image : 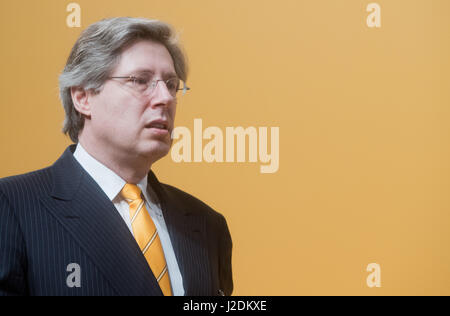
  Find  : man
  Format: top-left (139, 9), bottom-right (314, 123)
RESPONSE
top-left (0, 17), bottom-right (233, 296)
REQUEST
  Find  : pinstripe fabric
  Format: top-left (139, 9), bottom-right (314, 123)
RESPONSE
top-left (0, 145), bottom-right (233, 296)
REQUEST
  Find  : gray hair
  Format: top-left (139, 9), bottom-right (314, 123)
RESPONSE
top-left (59, 17), bottom-right (188, 143)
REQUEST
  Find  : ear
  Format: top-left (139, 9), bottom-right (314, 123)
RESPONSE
top-left (71, 86), bottom-right (92, 117)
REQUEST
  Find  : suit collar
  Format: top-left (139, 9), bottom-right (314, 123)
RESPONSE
top-left (50, 144), bottom-right (84, 201)
top-left (72, 143), bottom-right (129, 201)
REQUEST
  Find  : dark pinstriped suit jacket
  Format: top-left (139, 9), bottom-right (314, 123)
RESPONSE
top-left (0, 145), bottom-right (233, 296)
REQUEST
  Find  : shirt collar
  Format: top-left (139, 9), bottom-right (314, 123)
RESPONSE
top-left (73, 143), bottom-right (148, 201)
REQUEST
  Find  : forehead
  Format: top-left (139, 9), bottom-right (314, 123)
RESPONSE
top-left (112, 39), bottom-right (176, 77)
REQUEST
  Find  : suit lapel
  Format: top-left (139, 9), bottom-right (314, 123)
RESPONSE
top-left (147, 171), bottom-right (212, 296)
top-left (40, 146), bottom-right (163, 296)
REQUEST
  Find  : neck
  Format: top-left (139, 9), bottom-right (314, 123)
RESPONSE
top-left (78, 136), bottom-right (153, 185)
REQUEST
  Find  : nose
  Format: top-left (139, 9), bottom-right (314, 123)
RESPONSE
top-left (149, 80), bottom-right (175, 108)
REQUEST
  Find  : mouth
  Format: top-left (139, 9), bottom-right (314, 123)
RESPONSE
top-left (145, 120), bottom-right (169, 130)
top-left (144, 119), bottom-right (171, 136)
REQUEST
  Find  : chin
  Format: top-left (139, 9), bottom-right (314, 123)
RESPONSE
top-left (139, 140), bottom-right (172, 162)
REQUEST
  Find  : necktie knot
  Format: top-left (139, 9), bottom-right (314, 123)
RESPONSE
top-left (120, 183), bottom-right (142, 201)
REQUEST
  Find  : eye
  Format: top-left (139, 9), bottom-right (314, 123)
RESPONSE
top-left (166, 78), bottom-right (180, 92)
top-left (132, 76), bottom-right (149, 86)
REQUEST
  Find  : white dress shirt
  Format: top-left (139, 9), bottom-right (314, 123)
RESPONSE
top-left (73, 144), bottom-right (184, 296)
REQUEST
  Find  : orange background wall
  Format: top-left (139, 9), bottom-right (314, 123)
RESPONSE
top-left (1, 0), bottom-right (449, 295)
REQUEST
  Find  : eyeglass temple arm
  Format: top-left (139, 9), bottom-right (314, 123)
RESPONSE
top-left (179, 85), bottom-right (191, 95)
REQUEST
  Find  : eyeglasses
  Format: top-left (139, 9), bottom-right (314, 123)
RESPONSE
top-left (109, 75), bottom-right (190, 97)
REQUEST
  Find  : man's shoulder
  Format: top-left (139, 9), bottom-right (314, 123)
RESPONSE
top-left (0, 166), bottom-right (53, 199)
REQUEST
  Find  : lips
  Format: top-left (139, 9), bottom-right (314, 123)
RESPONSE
top-left (145, 119), bottom-right (169, 131)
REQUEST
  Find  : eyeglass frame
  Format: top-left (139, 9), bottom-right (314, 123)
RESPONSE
top-left (108, 75), bottom-right (191, 97)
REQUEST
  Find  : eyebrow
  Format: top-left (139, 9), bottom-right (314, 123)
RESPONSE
top-left (129, 68), bottom-right (178, 79)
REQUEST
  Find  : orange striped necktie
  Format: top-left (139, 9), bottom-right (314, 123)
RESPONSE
top-left (120, 183), bottom-right (173, 296)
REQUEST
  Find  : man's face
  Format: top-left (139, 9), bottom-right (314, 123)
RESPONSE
top-left (87, 39), bottom-right (178, 163)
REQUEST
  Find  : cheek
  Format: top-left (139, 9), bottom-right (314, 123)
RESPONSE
top-left (91, 88), bottom-right (141, 128)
